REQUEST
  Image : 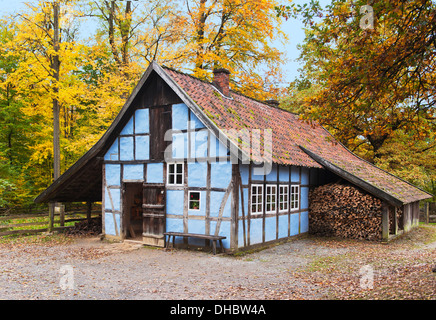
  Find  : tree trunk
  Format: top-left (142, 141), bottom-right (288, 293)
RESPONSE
top-left (120, 1), bottom-right (132, 67)
top-left (195, 0), bottom-right (207, 71)
top-left (52, 1), bottom-right (61, 181)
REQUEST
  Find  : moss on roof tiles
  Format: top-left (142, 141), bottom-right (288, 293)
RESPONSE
top-left (163, 66), bottom-right (432, 204)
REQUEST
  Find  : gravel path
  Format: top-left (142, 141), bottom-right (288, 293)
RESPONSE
top-left (0, 236), bottom-right (339, 300)
top-left (0, 226), bottom-right (434, 300)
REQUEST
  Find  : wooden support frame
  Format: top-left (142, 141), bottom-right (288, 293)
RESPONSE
top-left (231, 163), bottom-right (239, 249)
top-left (392, 206), bottom-right (398, 235)
top-left (48, 202), bottom-right (55, 233)
top-left (382, 203), bottom-right (390, 241)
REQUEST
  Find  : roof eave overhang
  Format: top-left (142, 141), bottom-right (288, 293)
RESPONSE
top-left (299, 146), bottom-right (405, 207)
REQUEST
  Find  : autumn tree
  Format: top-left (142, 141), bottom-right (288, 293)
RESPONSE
top-left (0, 0), bottom-right (292, 207)
top-left (0, 21), bottom-right (38, 206)
top-left (88, 0), bottom-right (291, 100)
top-left (287, 0), bottom-right (435, 159)
top-left (172, 0), bottom-right (290, 100)
top-left (87, 0), bottom-right (183, 75)
top-left (279, 0), bottom-right (436, 192)
top-left (375, 129), bottom-right (436, 199)
top-left (1, 1), bottom-right (94, 198)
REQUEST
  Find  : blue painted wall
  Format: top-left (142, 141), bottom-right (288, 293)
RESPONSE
top-left (238, 164), bottom-right (310, 248)
top-left (165, 160), bottom-right (233, 249)
top-left (147, 163), bottom-right (164, 183)
top-left (171, 103), bottom-right (227, 161)
top-left (124, 164), bottom-right (143, 180)
top-left (101, 102), bottom-right (233, 248)
top-left (188, 162), bottom-right (207, 187)
top-left (103, 108), bottom-right (152, 237)
top-left (165, 103), bottom-right (233, 248)
top-left (102, 102), bottom-right (311, 250)
top-left (106, 108), bottom-right (151, 163)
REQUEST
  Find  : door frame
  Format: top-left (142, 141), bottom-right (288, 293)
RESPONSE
top-left (121, 182), bottom-right (144, 240)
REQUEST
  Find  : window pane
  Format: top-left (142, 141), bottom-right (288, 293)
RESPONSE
top-left (251, 185), bottom-right (264, 213)
top-left (189, 192), bottom-right (200, 210)
top-left (169, 164), bottom-right (175, 174)
top-left (176, 174), bottom-right (183, 184)
top-left (169, 174), bottom-right (175, 184)
top-left (177, 163), bottom-right (183, 173)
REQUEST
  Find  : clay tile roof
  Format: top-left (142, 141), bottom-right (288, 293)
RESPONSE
top-left (34, 62), bottom-right (432, 205)
top-left (164, 67), bottom-right (432, 205)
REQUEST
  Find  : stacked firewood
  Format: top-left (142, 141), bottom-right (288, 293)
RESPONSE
top-left (65, 218), bottom-right (102, 236)
top-left (309, 181), bottom-right (383, 241)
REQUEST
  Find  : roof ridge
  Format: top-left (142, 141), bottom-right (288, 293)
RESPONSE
top-left (162, 65), bottom-right (301, 118)
top-left (162, 65), bottom-right (213, 86)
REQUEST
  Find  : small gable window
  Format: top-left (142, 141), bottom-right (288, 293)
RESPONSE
top-left (167, 163), bottom-right (184, 185)
top-left (188, 191), bottom-right (201, 210)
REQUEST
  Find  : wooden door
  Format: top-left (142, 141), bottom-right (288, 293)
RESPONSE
top-left (142, 184), bottom-right (166, 247)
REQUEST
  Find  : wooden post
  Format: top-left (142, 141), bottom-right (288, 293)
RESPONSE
top-left (231, 164), bottom-right (239, 250)
top-left (382, 203), bottom-right (390, 241)
top-left (48, 202), bottom-right (55, 233)
top-left (87, 201), bottom-right (92, 224)
top-left (392, 207), bottom-right (398, 235)
top-left (425, 202), bottom-right (429, 224)
top-left (59, 203), bottom-right (65, 227)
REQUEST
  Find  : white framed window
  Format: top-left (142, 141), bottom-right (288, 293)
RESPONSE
top-left (188, 191), bottom-right (201, 210)
top-left (167, 163), bottom-right (184, 185)
top-left (279, 185), bottom-right (289, 212)
top-left (265, 184), bottom-right (277, 214)
top-left (251, 184), bottom-right (263, 214)
top-left (290, 185), bottom-right (300, 211)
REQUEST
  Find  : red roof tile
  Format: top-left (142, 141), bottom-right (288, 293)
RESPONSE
top-left (164, 67), bottom-right (432, 204)
top-left (34, 62), bottom-right (432, 205)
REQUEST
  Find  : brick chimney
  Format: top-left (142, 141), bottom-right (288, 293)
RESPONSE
top-left (213, 68), bottom-right (230, 96)
top-left (264, 99), bottom-right (280, 108)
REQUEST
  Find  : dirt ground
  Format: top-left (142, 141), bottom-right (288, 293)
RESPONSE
top-left (0, 225), bottom-right (435, 300)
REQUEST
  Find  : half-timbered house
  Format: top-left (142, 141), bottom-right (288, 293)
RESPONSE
top-left (35, 62), bottom-right (433, 252)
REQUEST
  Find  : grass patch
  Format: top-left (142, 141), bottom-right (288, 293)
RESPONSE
top-left (418, 225), bottom-right (436, 244)
top-left (305, 254), bottom-right (351, 273)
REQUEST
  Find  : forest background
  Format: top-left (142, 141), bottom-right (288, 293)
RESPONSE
top-left (0, 0), bottom-right (434, 208)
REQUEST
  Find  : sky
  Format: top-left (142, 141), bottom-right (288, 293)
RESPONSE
top-left (0, 0), bottom-right (330, 85)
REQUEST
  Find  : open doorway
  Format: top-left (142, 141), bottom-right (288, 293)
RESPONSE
top-left (123, 182), bottom-right (143, 241)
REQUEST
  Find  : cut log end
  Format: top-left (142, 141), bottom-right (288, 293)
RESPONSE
top-left (309, 181), bottom-right (383, 241)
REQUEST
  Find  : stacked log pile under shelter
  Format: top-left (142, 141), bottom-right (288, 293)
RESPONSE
top-left (309, 181), bottom-right (384, 241)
